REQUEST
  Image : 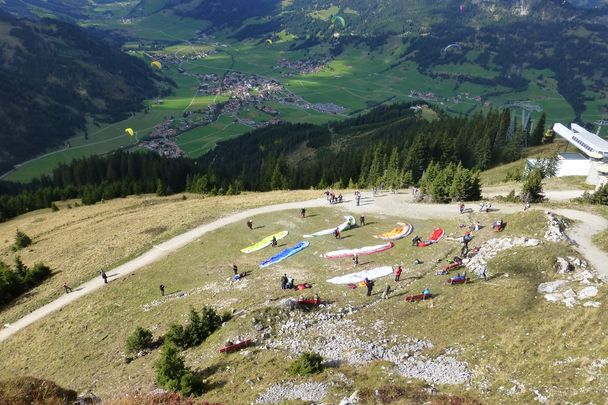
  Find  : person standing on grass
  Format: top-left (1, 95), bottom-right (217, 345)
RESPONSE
top-left (281, 274), bottom-right (288, 289)
top-left (394, 265), bottom-right (402, 282)
top-left (334, 227), bottom-right (341, 239)
top-left (300, 208), bottom-right (306, 218)
top-left (100, 270), bottom-right (108, 284)
top-left (271, 236), bottom-right (278, 247)
top-left (232, 264), bottom-right (238, 275)
top-left (352, 254), bottom-right (359, 267)
top-left (63, 282), bottom-right (72, 294)
top-left (364, 278), bottom-right (374, 297)
top-left (246, 219), bottom-right (253, 230)
top-left (159, 284), bottom-right (165, 296)
top-left (360, 215), bottom-right (365, 226)
top-left (382, 283), bottom-right (391, 299)
top-left (480, 265), bottom-right (488, 281)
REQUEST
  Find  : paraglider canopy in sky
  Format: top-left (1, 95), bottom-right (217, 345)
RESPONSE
top-left (443, 43), bottom-right (462, 52)
top-left (150, 60), bottom-right (162, 69)
top-left (330, 15), bottom-right (346, 28)
top-left (124, 128), bottom-right (134, 137)
top-left (265, 38), bottom-right (273, 45)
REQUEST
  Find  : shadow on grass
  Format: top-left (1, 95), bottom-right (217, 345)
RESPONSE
top-left (254, 225), bottom-right (266, 230)
top-left (304, 214), bottom-right (319, 218)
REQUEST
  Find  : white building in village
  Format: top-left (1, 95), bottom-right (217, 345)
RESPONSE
top-left (527, 123), bottom-right (608, 189)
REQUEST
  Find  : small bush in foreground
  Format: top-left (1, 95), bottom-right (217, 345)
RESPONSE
top-left (289, 352), bottom-right (323, 376)
top-left (165, 307), bottom-right (223, 349)
top-left (12, 229), bottom-right (32, 251)
top-left (0, 376), bottom-right (77, 405)
top-left (155, 343), bottom-right (203, 396)
top-left (126, 327), bottom-right (153, 354)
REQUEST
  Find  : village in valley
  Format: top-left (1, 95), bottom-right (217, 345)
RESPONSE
top-left (138, 49), bottom-right (345, 158)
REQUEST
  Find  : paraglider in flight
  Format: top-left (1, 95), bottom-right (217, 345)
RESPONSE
top-left (150, 60), bottom-right (162, 69)
top-left (331, 15), bottom-right (346, 28)
top-left (443, 43), bottom-right (462, 52)
top-left (124, 128), bottom-right (134, 137)
top-left (265, 38), bottom-right (273, 46)
top-left (459, 4), bottom-right (464, 13)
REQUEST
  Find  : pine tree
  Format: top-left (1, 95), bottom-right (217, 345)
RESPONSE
top-left (529, 113), bottom-right (546, 146)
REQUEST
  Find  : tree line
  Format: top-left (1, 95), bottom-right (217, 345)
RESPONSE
top-left (0, 103), bottom-right (540, 221)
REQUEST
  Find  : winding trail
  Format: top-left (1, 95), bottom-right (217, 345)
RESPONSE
top-left (1, 193), bottom-right (607, 343)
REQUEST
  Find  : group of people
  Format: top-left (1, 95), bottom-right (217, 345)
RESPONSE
top-left (479, 201), bottom-right (492, 213)
top-left (324, 191), bottom-right (343, 204)
top-left (280, 274), bottom-right (295, 289)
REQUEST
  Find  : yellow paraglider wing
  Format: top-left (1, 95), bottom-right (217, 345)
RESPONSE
top-left (124, 128), bottom-right (134, 137)
top-left (265, 38), bottom-right (273, 45)
top-left (150, 60), bottom-right (162, 69)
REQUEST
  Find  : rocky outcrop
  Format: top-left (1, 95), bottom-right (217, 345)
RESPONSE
top-left (262, 310), bottom-right (471, 386)
top-left (256, 381), bottom-right (330, 404)
top-left (537, 257), bottom-right (602, 308)
top-left (465, 237), bottom-right (541, 277)
top-left (544, 211), bottom-right (569, 243)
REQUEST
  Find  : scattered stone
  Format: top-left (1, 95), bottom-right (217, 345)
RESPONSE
top-left (537, 280), bottom-right (570, 294)
top-left (583, 301), bottom-right (601, 308)
top-left (338, 390), bottom-right (359, 405)
top-left (544, 212), bottom-right (569, 243)
top-left (256, 381), bottom-right (330, 404)
top-left (563, 297), bottom-right (578, 308)
top-left (554, 257), bottom-right (574, 274)
top-left (562, 289), bottom-right (577, 299)
top-left (578, 286), bottom-right (598, 300)
top-left (543, 293), bottom-right (562, 302)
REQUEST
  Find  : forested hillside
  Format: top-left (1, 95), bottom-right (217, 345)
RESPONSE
top-left (0, 11), bottom-right (168, 172)
top-left (0, 103), bottom-right (538, 221)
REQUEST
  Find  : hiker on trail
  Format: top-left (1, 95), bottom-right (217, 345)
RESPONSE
top-left (334, 227), bottom-right (341, 239)
top-left (394, 265), bottom-right (402, 281)
top-left (364, 278), bottom-right (374, 297)
top-left (486, 202), bottom-right (492, 213)
top-left (356, 195), bottom-right (361, 206)
top-left (63, 282), bottom-right (72, 294)
top-left (423, 287), bottom-right (431, 296)
top-left (338, 194), bottom-right (343, 203)
top-left (100, 270), bottom-right (108, 284)
top-left (352, 254), bottom-right (359, 267)
top-left (412, 235), bottom-right (421, 246)
top-left (160, 284), bottom-right (165, 296)
top-left (459, 202), bottom-right (465, 214)
top-left (480, 265), bottom-right (488, 281)
top-left (382, 283), bottom-right (391, 299)
top-left (360, 215), bottom-right (365, 226)
top-left (300, 208), bottom-right (306, 218)
top-left (232, 264), bottom-right (238, 275)
top-left (479, 202), bottom-right (485, 213)
top-left (271, 236), bottom-right (278, 247)
top-left (246, 220), bottom-right (253, 230)
top-left (524, 201), bottom-right (530, 211)
top-left (281, 274), bottom-right (288, 289)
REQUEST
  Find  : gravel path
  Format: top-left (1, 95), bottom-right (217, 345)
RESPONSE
top-left (1, 190), bottom-right (607, 342)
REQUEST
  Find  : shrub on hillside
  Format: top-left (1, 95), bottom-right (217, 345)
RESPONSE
top-left (126, 327), bottom-right (154, 354)
top-left (578, 184), bottom-right (608, 205)
top-left (289, 352), bottom-right (324, 376)
top-left (155, 343), bottom-right (203, 396)
top-left (0, 259), bottom-right (52, 306)
top-left (0, 376), bottom-right (77, 404)
top-left (521, 167), bottom-right (545, 203)
top-left (12, 229), bottom-right (32, 251)
top-left (165, 307), bottom-right (223, 349)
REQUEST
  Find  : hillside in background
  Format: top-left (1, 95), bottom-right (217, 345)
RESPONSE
top-left (0, 10), bottom-right (168, 172)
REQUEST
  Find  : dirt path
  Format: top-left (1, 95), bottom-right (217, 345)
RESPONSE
top-left (1, 192), bottom-right (606, 342)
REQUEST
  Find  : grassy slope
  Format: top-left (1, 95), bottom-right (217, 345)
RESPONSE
top-left (0, 190), bottom-right (319, 325)
top-left (0, 194), bottom-right (607, 403)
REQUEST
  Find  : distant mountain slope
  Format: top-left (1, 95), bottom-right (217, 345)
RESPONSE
top-left (0, 11), bottom-right (164, 172)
